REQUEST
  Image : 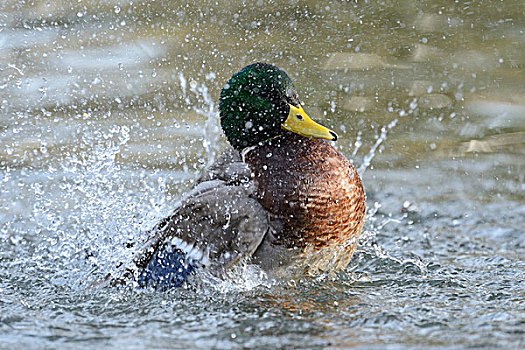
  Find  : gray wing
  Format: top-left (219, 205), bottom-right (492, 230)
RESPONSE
top-left (110, 149), bottom-right (269, 286)
top-left (197, 146), bottom-right (252, 185)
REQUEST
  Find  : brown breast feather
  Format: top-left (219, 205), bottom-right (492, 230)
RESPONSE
top-left (245, 133), bottom-right (366, 257)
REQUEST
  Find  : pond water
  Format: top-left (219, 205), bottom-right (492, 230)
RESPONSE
top-left (1, 1), bottom-right (524, 349)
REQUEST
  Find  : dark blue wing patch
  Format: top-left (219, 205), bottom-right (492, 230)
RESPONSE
top-left (137, 243), bottom-right (199, 290)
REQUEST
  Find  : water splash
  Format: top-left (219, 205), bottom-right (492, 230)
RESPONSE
top-left (358, 119), bottom-right (398, 174)
top-left (350, 198), bottom-right (428, 277)
top-left (24, 74), bottom-right (222, 289)
top-left (188, 79), bottom-right (221, 168)
top-left (197, 263), bottom-right (275, 293)
top-left (351, 130), bottom-right (362, 158)
top-left (25, 123), bottom-right (174, 288)
top-left (179, 72), bottom-right (187, 99)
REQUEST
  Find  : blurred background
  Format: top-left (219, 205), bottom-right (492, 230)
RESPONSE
top-left (1, 1), bottom-right (523, 349)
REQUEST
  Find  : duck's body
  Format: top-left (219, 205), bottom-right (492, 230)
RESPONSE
top-left (247, 133), bottom-right (365, 275)
top-left (110, 63), bottom-right (365, 289)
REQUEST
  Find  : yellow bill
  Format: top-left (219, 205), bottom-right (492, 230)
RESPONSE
top-left (282, 104), bottom-right (338, 141)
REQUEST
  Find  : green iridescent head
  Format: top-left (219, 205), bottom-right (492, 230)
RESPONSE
top-left (219, 63), bottom-right (337, 151)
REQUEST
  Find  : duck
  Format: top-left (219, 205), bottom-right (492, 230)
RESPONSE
top-left (110, 63), bottom-right (366, 290)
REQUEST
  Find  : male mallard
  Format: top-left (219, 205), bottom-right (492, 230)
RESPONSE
top-left (112, 63), bottom-right (366, 289)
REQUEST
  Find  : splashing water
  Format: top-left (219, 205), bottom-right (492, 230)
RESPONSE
top-left (1, 73), bottom-right (225, 290)
top-left (342, 116), bottom-right (429, 279)
top-left (27, 123), bottom-right (172, 288)
top-left (197, 264), bottom-right (276, 294)
top-left (351, 130), bottom-right (362, 158)
top-left (358, 119), bottom-right (398, 174)
top-left (188, 79), bottom-right (221, 168)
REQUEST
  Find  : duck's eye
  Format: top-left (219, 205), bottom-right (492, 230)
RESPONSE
top-left (296, 114), bottom-right (303, 121)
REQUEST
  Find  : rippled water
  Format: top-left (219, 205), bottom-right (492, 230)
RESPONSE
top-left (1, 1), bottom-right (524, 349)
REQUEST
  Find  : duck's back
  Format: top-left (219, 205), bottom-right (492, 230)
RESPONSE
top-left (245, 133), bottom-right (366, 274)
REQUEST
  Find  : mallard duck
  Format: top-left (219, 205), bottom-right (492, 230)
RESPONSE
top-left (111, 63), bottom-right (366, 289)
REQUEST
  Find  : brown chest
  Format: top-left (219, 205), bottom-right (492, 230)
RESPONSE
top-left (245, 134), bottom-right (366, 249)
